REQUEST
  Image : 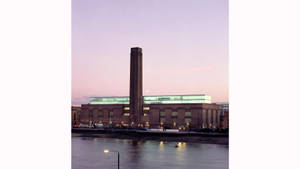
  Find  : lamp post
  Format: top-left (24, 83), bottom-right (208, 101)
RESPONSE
top-left (104, 149), bottom-right (120, 169)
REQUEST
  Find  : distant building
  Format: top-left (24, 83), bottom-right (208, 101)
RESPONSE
top-left (72, 105), bottom-right (81, 125)
top-left (216, 102), bottom-right (229, 129)
top-left (79, 47), bottom-right (223, 129)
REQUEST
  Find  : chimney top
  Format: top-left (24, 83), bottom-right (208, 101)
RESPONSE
top-left (131, 47), bottom-right (142, 52)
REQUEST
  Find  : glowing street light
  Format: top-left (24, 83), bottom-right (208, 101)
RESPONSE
top-left (104, 149), bottom-right (120, 169)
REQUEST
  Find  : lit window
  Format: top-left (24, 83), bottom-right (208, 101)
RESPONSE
top-left (185, 118), bottom-right (191, 124)
top-left (145, 121), bottom-right (150, 127)
top-left (160, 112), bottom-right (166, 123)
top-left (171, 112), bottom-right (178, 123)
top-left (144, 113), bottom-right (148, 116)
top-left (143, 107), bottom-right (150, 110)
top-left (172, 112), bottom-right (178, 116)
top-left (160, 117), bottom-right (165, 123)
top-left (185, 112), bottom-right (191, 117)
top-left (123, 113), bottom-right (130, 116)
top-left (124, 107), bottom-right (130, 110)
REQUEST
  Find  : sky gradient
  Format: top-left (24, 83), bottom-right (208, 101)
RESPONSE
top-left (72, 0), bottom-right (228, 105)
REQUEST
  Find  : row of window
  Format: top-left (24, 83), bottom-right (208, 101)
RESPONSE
top-left (89, 110), bottom-right (219, 123)
top-left (123, 107), bottom-right (150, 110)
top-left (159, 111), bottom-right (220, 125)
top-left (90, 111), bottom-right (217, 118)
top-left (159, 117), bottom-right (191, 124)
top-left (89, 111), bottom-right (148, 121)
top-left (90, 111), bottom-right (218, 116)
top-left (159, 112), bottom-right (191, 124)
top-left (159, 111), bottom-right (191, 117)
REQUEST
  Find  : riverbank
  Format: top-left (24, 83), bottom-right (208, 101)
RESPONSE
top-left (72, 128), bottom-right (229, 145)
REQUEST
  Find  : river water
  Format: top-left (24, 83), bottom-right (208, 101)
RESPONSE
top-left (72, 135), bottom-right (228, 169)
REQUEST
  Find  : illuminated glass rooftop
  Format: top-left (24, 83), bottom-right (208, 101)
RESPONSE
top-left (89, 94), bottom-right (211, 105)
top-left (143, 95), bottom-right (211, 104)
top-left (89, 97), bottom-right (130, 105)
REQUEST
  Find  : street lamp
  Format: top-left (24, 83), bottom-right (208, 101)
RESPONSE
top-left (104, 149), bottom-right (120, 169)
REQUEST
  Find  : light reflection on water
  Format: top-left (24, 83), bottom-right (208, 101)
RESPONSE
top-left (72, 136), bottom-right (228, 169)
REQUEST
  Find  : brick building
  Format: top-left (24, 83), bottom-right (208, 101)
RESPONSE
top-left (216, 102), bottom-right (229, 129)
top-left (72, 106), bottom-right (81, 125)
top-left (80, 95), bottom-right (221, 129)
top-left (79, 47), bottom-right (222, 129)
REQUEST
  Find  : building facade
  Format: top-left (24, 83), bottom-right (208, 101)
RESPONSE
top-left (72, 105), bottom-right (81, 126)
top-left (80, 95), bottom-right (220, 129)
top-left (216, 102), bottom-right (229, 129)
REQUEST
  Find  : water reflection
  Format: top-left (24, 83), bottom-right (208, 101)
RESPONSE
top-left (175, 142), bottom-right (187, 166)
top-left (127, 140), bottom-right (143, 169)
top-left (159, 141), bottom-right (165, 151)
top-left (72, 135), bottom-right (228, 169)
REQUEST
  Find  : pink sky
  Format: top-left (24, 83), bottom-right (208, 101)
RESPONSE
top-left (72, 0), bottom-right (228, 105)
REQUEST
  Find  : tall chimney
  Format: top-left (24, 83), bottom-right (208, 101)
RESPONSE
top-left (129, 47), bottom-right (143, 126)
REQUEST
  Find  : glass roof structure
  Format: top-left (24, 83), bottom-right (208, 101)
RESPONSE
top-left (89, 95), bottom-right (211, 105)
top-left (89, 97), bottom-right (130, 105)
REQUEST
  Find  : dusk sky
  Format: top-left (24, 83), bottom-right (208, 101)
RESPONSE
top-left (72, 0), bottom-right (228, 105)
